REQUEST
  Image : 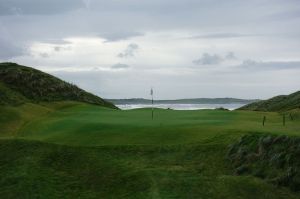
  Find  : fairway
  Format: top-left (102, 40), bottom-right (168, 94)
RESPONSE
top-left (15, 103), bottom-right (300, 146)
top-left (1, 102), bottom-right (300, 198)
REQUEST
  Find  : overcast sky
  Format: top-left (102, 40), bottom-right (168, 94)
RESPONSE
top-left (1, 0), bottom-right (300, 99)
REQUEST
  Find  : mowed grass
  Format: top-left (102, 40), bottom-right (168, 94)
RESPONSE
top-left (8, 102), bottom-right (300, 146)
top-left (1, 102), bottom-right (300, 198)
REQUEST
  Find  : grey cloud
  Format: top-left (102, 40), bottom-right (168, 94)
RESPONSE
top-left (9, 7), bottom-right (23, 15)
top-left (193, 52), bottom-right (237, 65)
top-left (265, 9), bottom-right (300, 22)
top-left (0, 37), bottom-right (26, 59)
top-left (225, 52), bottom-right (237, 60)
top-left (101, 31), bottom-right (144, 42)
top-left (53, 46), bottom-right (71, 52)
top-left (1, 0), bottom-right (300, 99)
top-left (239, 60), bottom-right (300, 71)
top-left (41, 39), bottom-right (72, 45)
top-left (39, 52), bottom-right (49, 58)
top-left (0, 28), bottom-right (28, 60)
top-left (242, 59), bottom-right (257, 66)
top-left (111, 63), bottom-right (130, 69)
top-left (54, 46), bottom-right (61, 52)
top-left (186, 33), bottom-right (255, 40)
top-left (118, 43), bottom-right (139, 58)
top-left (49, 67), bottom-right (300, 100)
top-left (193, 53), bottom-right (223, 65)
top-left (0, 38), bottom-right (26, 60)
top-left (0, 0), bottom-right (84, 16)
top-left (193, 52), bottom-right (238, 65)
top-left (1, 0), bottom-right (299, 55)
top-left (82, 0), bottom-right (91, 9)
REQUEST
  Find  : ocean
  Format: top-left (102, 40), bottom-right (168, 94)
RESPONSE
top-left (116, 103), bottom-right (245, 110)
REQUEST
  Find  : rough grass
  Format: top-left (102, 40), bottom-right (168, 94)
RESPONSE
top-left (0, 139), bottom-right (299, 199)
top-left (0, 62), bottom-right (116, 109)
top-left (0, 82), bottom-right (27, 105)
top-left (228, 134), bottom-right (300, 192)
top-left (0, 102), bottom-right (300, 198)
top-left (239, 90), bottom-right (300, 112)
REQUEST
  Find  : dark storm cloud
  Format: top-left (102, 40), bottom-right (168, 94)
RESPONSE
top-left (118, 43), bottom-right (139, 58)
top-left (0, 0), bottom-right (84, 15)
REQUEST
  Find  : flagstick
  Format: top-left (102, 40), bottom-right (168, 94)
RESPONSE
top-left (151, 88), bottom-right (154, 120)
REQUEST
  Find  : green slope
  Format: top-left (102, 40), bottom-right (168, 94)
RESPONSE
top-left (0, 103), bottom-right (300, 198)
top-left (238, 90), bottom-right (300, 112)
top-left (2, 102), bottom-right (299, 145)
top-left (17, 105), bottom-right (300, 146)
top-left (1, 102), bottom-right (300, 198)
top-left (0, 62), bottom-right (117, 109)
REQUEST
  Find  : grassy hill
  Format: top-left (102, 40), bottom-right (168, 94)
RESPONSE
top-left (238, 90), bottom-right (300, 112)
top-left (0, 62), bottom-right (117, 109)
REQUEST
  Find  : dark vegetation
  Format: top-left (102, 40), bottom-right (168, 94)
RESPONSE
top-left (228, 134), bottom-right (300, 192)
top-left (238, 91), bottom-right (300, 112)
top-left (0, 62), bottom-right (117, 109)
top-left (215, 107), bottom-right (229, 111)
